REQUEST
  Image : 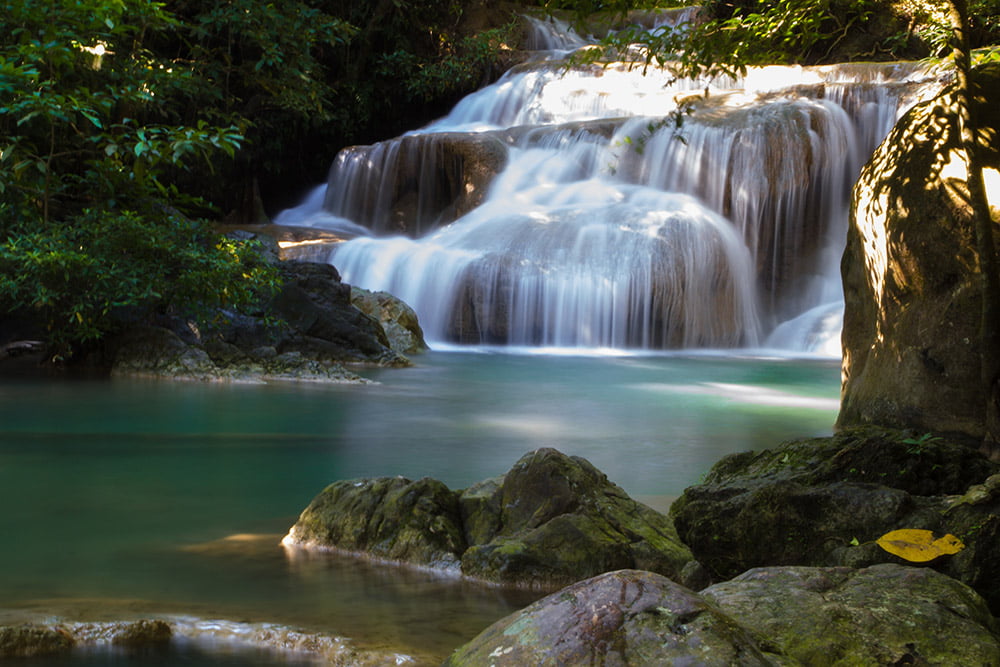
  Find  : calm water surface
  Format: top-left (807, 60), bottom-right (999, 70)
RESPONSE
top-left (0, 349), bottom-right (839, 663)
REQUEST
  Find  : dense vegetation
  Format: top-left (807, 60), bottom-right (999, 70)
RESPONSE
top-left (2, 0), bottom-right (997, 360)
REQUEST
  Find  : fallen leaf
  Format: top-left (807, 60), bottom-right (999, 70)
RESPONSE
top-left (876, 529), bottom-right (965, 563)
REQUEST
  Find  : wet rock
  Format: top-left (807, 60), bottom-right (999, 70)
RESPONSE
top-left (444, 564), bottom-right (1000, 666)
top-left (840, 62), bottom-right (1000, 440)
top-left (443, 569), bottom-right (774, 666)
top-left (670, 427), bottom-right (1000, 613)
top-left (282, 476), bottom-right (467, 571)
top-left (0, 624), bottom-right (73, 658)
top-left (284, 448), bottom-right (693, 588)
top-left (704, 564), bottom-right (1000, 666)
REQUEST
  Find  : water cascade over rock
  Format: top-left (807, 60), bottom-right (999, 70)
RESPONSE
top-left (280, 15), bottom-right (943, 353)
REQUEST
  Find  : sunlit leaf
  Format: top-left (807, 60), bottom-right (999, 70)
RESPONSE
top-left (876, 529), bottom-right (965, 562)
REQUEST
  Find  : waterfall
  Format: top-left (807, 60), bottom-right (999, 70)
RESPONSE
top-left (277, 14), bottom-right (942, 354)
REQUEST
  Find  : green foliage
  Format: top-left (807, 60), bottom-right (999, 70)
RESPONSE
top-left (0, 0), bottom-right (279, 354)
top-left (0, 211), bottom-right (278, 349)
top-left (380, 22), bottom-right (520, 100)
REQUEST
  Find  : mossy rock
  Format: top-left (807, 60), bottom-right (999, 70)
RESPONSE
top-left (283, 476), bottom-right (467, 570)
top-left (671, 427), bottom-right (1000, 613)
top-left (285, 448), bottom-right (693, 588)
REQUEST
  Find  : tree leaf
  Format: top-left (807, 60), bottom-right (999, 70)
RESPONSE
top-left (876, 529), bottom-right (965, 562)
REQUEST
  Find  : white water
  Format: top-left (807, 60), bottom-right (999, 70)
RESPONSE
top-left (277, 15), bottom-right (942, 355)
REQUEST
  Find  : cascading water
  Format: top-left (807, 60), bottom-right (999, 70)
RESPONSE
top-left (277, 13), bottom-right (942, 354)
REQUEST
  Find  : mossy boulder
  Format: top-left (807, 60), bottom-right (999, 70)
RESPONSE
top-left (284, 448), bottom-right (693, 588)
top-left (458, 448), bottom-right (692, 588)
top-left (282, 476), bottom-right (467, 571)
top-left (704, 564), bottom-right (1000, 666)
top-left (444, 563), bottom-right (1000, 666)
top-left (670, 427), bottom-right (1000, 613)
top-left (443, 569), bottom-right (774, 666)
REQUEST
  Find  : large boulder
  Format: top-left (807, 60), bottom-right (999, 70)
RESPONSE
top-left (705, 564), bottom-right (1000, 666)
top-left (458, 448), bottom-right (692, 588)
top-left (839, 62), bottom-right (1000, 439)
top-left (670, 427), bottom-right (1000, 613)
top-left (443, 564), bottom-right (1000, 666)
top-left (283, 448), bottom-right (693, 588)
top-left (443, 569), bottom-right (774, 666)
top-left (350, 286), bottom-right (428, 355)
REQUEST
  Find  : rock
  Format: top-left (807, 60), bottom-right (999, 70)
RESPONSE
top-left (350, 287), bottom-right (428, 355)
top-left (670, 427), bottom-right (1000, 613)
top-left (0, 624), bottom-right (73, 658)
top-left (111, 325), bottom-right (219, 381)
top-left (445, 564), bottom-right (1000, 666)
top-left (839, 62), bottom-right (1000, 440)
top-left (704, 564), bottom-right (1000, 666)
top-left (283, 448), bottom-right (693, 588)
top-left (458, 448), bottom-right (693, 588)
top-left (282, 476), bottom-right (467, 571)
top-left (68, 619), bottom-right (172, 647)
top-left (108, 260), bottom-right (427, 382)
top-left (442, 569), bottom-right (775, 666)
top-left (269, 261), bottom-right (407, 367)
top-left (327, 133), bottom-right (509, 237)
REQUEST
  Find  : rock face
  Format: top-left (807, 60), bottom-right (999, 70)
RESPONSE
top-left (839, 62), bottom-right (1000, 439)
top-left (324, 132), bottom-right (509, 236)
top-left (111, 260), bottom-right (424, 382)
top-left (669, 427), bottom-right (1000, 613)
top-left (444, 565), bottom-right (1000, 666)
top-left (283, 448), bottom-right (693, 588)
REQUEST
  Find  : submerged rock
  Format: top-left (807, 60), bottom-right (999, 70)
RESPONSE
top-left (283, 448), bottom-right (693, 588)
top-left (670, 427), bottom-right (1000, 613)
top-left (0, 624), bottom-right (73, 658)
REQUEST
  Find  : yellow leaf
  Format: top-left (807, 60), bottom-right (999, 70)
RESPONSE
top-left (876, 529), bottom-right (965, 563)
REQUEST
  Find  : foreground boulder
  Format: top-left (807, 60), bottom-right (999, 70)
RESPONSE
top-left (283, 448), bottom-right (693, 588)
top-left (670, 427), bottom-right (1000, 613)
top-left (444, 565), bottom-right (1000, 666)
top-left (840, 62), bottom-right (1000, 440)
